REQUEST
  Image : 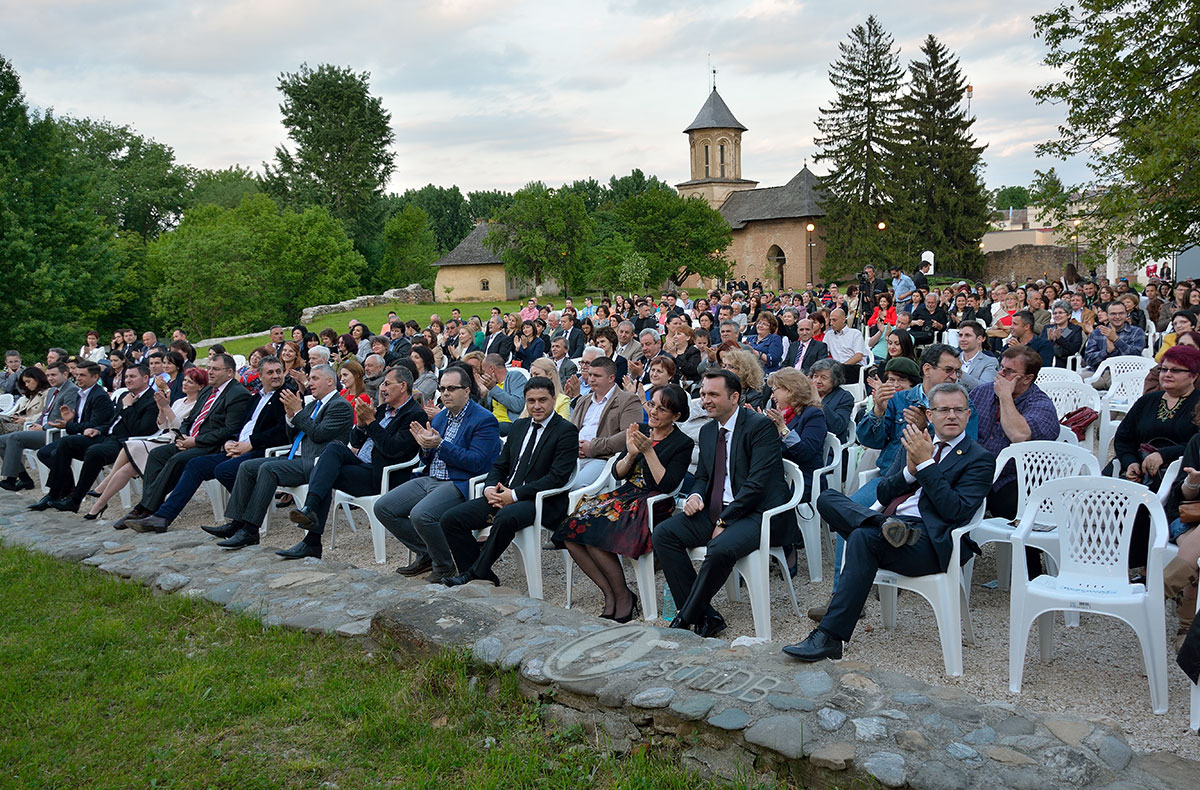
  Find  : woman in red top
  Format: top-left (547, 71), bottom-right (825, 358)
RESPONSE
top-left (867, 293), bottom-right (898, 328)
top-left (337, 358), bottom-right (371, 423)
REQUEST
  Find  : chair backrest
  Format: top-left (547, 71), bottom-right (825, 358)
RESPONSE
top-left (506, 366), bottom-right (531, 382)
top-left (1098, 355), bottom-right (1156, 382)
top-left (844, 381), bottom-right (865, 402)
top-left (1057, 424), bottom-right (1080, 445)
top-left (994, 441), bottom-right (1102, 523)
top-left (1036, 367), bottom-right (1083, 385)
top-left (1038, 381), bottom-right (1101, 420)
top-left (1105, 371), bottom-right (1147, 410)
top-left (110, 388), bottom-right (128, 403)
top-left (1158, 458), bottom-right (1182, 507)
top-left (1023, 476), bottom-right (1167, 580)
top-left (0, 393), bottom-right (13, 414)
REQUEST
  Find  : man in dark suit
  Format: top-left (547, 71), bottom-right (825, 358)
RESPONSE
top-left (549, 337), bottom-right (578, 382)
top-left (909, 292), bottom-right (949, 346)
top-left (784, 382), bottom-right (995, 661)
top-left (195, 364), bottom-right (354, 555)
top-left (0, 362), bottom-right (77, 491)
top-left (286, 365), bottom-right (426, 548)
top-left (124, 356), bottom-right (293, 532)
top-left (481, 316), bottom-right (513, 362)
top-left (440, 376), bottom-right (578, 586)
top-left (783, 318), bottom-right (830, 374)
top-left (38, 365), bottom-right (160, 512)
top-left (29, 362), bottom-right (115, 511)
top-left (561, 312), bottom-right (585, 359)
top-left (652, 369), bottom-right (797, 638)
top-left (113, 353), bottom-right (251, 529)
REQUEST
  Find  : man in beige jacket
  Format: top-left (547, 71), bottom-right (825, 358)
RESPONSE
top-left (571, 355), bottom-right (646, 487)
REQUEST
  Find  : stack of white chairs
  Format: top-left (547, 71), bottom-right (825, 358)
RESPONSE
top-left (1098, 371), bottom-right (1152, 463)
top-left (1038, 380), bottom-right (1102, 448)
top-left (794, 433), bottom-right (842, 583)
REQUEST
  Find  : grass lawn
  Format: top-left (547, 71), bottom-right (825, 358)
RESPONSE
top-left (0, 545), bottom-right (754, 789)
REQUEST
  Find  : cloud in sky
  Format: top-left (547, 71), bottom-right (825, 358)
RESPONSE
top-left (1, 0), bottom-right (1086, 194)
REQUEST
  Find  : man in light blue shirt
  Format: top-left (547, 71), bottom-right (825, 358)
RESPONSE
top-left (890, 266), bottom-right (917, 313)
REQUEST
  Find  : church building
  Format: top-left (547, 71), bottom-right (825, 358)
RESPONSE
top-left (676, 88), bottom-right (828, 289)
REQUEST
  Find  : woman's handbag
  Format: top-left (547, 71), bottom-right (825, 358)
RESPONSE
top-left (1060, 407), bottom-right (1099, 441)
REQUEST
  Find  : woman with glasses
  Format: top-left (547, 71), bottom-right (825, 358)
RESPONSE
top-left (553, 384), bottom-right (694, 622)
top-left (1041, 300), bottom-right (1083, 368)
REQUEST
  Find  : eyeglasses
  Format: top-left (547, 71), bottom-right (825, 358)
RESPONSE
top-left (934, 365), bottom-right (962, 376)
top-left (1160, 367), bottom-right (1194, 376)
top-left (927, 406), bottom-right (969, 415)
top-left (437, 385), bottom-right (466, 393)
top-left (997, 366), bottom-right (1028, 379)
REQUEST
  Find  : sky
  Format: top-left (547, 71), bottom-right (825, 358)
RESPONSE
top-left (2, 0), bottom-right (1085, 198)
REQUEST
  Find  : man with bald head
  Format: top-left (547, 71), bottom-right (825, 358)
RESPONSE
top-left (824, 308), bottom-right (868, 383)
top-left (783, 318), bottom-right (830, 374)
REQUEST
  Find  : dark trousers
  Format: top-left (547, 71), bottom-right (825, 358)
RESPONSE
top-left (301, 442), bottom-right (382, 534)
top-left (987, 478), bottom-right (1044, 578)
top-left (651, 510), bottom-right (788, 625)
top-left (43, 435), bottom-right (120, 501)
top-left (138, 444), bottom-right (217, 512)
top-left (816, 490), bottom-right (943, 643)
top-left (155, 451), bottom-right (261, 523)
top-left (441, 496), bottom-right (538, 576)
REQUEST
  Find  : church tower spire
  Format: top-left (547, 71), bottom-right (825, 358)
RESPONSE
top-left (676, 87), bottom-right (757, 209)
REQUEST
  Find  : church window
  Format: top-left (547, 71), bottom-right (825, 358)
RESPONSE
top-left (719, 144), bottom-right (726, 177)
top-left (480, 279), bottom-right (490, 292)
top-left (704, 145), bottom-right (710, 178)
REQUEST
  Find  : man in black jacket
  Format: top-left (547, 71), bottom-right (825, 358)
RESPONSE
top-left (113, 353), bottom-right (251, 528)
top-left (783, 318), bottom-right (830, 374)
top-left (287, 365), bottom-right (426, 546)
top-left (123, 356), bottom-right (293, 532)
top-left (784, 383), bottom-right (995, 661)
top-left (29, 362), bottom-right (117, 511)
top-left (652, 370), bottom-right (797, 638)
top-left (440, 376), bottom-right (579, 587)
top-left (36, 365), bottom-right (159, 513)
top-left (909, 291), bottom-right (949, 346)
top-left (481, 316), bottom-right (513, 362)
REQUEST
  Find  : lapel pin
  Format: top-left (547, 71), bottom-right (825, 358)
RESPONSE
top-left (956, 449), bottom-right (963, 455)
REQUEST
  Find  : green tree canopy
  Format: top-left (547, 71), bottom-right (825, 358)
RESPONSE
top-left (604, 168), bottom-right (674, 206)
top-left (615, 190), bottom-right (732, 287)
top-left (484, 182), bottom-right (594, 295)
top-left (466, 189), bottom-right (514, 222)
top-left (993, 185), bottom-right (1031, 212)
top-left (188, 165), bottom-right (262, 209)
top-left (380, 204), bottom-right (439, 291)
top-left (1033, 0), bottom-right (1200, 261)
top-left (393, 184), bottom-right (473, 254)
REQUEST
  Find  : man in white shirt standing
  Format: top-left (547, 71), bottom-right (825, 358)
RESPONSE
top-left (824, 309), bottom-right (868, 383)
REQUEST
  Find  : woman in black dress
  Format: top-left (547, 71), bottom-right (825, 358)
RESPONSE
top-left (553, 384), bottom-right (694, 622)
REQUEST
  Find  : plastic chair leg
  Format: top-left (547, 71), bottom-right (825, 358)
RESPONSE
top-left (879, 585), bottom-right (899, 630)
top-left (995, 542), bottom-right (1012, 592)
top-left (633, 554), bottom-right (658, 621)
top-left (370, 507), bottom-right (387, 564)
top-left (563, 549), bottom-right (574, 609)
top-left (771, 550), bottom-right (802, 621)
top-left (929, 585), bottom-right (964, 677)
top-left (512, 527), bottom-right (543, 599)
top-left (118, 484), bottom-right (131, 509)
top-left (1037, 611), bottom-right (1055, 663)
top-left (740, 555), bottom-right (772, 640)
top-left (797, 508), bottom-right (824, 583)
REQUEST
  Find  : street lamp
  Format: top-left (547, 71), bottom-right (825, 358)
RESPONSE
top-left (877, 221), bottom-right (887, 231)
top-left (806, 222), bottom-right (815, 278)
top-left (1072, 218), bottom-right (1082, 270)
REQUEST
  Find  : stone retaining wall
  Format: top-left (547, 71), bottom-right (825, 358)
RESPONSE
top-left (0, 498), bottom-right (1194, 789)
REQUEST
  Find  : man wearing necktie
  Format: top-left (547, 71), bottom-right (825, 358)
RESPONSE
top-left (783, 318), bottom-right (829, 374)
top-left (285, 366), bottom-right (426, 551)
top-left (0, 362), bottom-right (77, 492)
top-left (784, 383), bottom-right (995, 662)
top-left (439, 376), bottom-right (578, 588)
top-left (198, 364), bottom-right (353, 555)
top-left (652, 369), bottom-right (797, 639)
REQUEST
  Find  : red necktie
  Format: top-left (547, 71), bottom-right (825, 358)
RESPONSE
top-left (882, 442), bottom-right (947, 516)
top-left (708, 427), bottom-right (729, 523)
top-left (39, 388), bottom-right (59, 425)
top-left (189, 387), bottom-right (220, 437)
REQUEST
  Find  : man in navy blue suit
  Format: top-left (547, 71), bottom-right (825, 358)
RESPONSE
top-left (784, 382), bottom-right (995, 661)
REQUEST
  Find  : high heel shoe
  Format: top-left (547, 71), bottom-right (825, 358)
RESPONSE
top-left (612, 593), bottom-right (640, 624)
top-left (85, 490), bottom-right (101, 498)
top-left (83, 505), bottom-right (107, 521)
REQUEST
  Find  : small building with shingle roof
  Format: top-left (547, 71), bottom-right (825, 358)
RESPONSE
top-left (432, 222), bottom-right (561, 302)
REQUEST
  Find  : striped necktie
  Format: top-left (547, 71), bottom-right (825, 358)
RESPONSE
top-left (39, 388), bottom-right (59, 425)
top-left (189, 387), bottom-right (220, 437)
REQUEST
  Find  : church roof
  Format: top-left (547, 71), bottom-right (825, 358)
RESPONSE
top-left (718, 166), bottom-right (827, 229)
top-left (683, 88), bottom-right (747, 132)
top-left (432, 222), bottom-right (504, 267)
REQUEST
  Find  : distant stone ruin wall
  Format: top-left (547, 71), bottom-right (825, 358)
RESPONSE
top-left (300, 284), bottom-right (434, 325)
top-left (982, 244), bottom-right (1140, 284)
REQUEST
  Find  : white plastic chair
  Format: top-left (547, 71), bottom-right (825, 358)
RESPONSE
top-left (794, 433), bottom-right (842, 582)
top-left (470, 466), bottom-right (579, 600)
top-left (505, 366), bottom-right (531, 382)
top-left (970, 442), bottom-right (1102, 592)
top-left (1038, 380), bottom-right (1102, 447)
top-left (1008, 476), bottom-right (1169, 714)
top-left (1098, 371), bottom-right (1149, 460)
top-left (844, 381), bottom-right (866, 402)
top-left (684, 460), bottom-right (805, 640)
top-left (330, 454), bottom-right (421, 563)
top-left (1057, 425), bottom-right (1080, 445)
top-left (0, 393), bottom-right (13, 414)
top-left (1035, 367), bottom-right (1082, 385)
top-left (561, 456), bottom-right (678, 621)
top-left (1085, 355), bottom-right (1155, 387)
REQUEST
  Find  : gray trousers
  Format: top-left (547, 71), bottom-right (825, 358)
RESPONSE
top-left (373, 476), bottom-right (464, 571)
top-left (224, 456), bottom-right (311, 529)
top-left (0, 430), bottom-right (48, 478)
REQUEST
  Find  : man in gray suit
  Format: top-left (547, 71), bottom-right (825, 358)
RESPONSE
top-left (194, 365), bottom-right (353, 556)
top-left (548, 337), bottom-right (578, 382)
top-left (0, 362), bottom-right (78, 491)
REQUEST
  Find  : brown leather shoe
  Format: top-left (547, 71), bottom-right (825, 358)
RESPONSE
top-left (395, 554), bottom-right (432, 577)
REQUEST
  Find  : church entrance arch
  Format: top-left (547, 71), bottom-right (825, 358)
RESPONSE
top-left (767, 245), bottom-right (786, 289)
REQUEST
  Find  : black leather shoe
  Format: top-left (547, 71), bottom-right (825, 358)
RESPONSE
top-left (668, 615), bottom-right (692, 630)
top-left (288, 507), bottom-right (317, 529)
top-left (14, 475), bottom-right (35, 491)
top-left (395, 553), bottom-right (432, 577)
top-left (441, 569), bottom-right (500, 588)
top-left (695, 613), bottom-right (727, 639)
top-left (0, 477), bottom-right (20, 491)
top-left (28, 495), bottom-right (53, 511)
top-left (276, 541), bottom-right (321, 560)
top-left (112, 507), bottom-right (148, 530)
top-left (782, 628), bottom-right (844, 662)
top-left (217, 527), bottom-right (259, 549)
top-left (128, 515), bottom-right (169, 534)
top-left (50, 497), bottom-right (80, 513)
top-left (201, 522), bottom-right (239, 539)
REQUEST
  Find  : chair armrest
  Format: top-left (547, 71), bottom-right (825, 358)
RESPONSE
top-left (567, 456), bottom-right (620, 512)
top-left (468, 473), bottom-right (487, 498)
top-left (534, 470), bottom-right (580, 530)
top-left (379, 454), bottom-right (421, 495)
top-left (265, 445), bottom-right (290, 458)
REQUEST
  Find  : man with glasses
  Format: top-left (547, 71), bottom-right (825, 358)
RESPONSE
top-left (374, 365), bottom-right (501, 582)
top-left (1082, 299), bottom-right (1146, 387)
top-left (784, 383), bottom-right (995, 662)
top-left (855, 343), bottom-right (977, 507)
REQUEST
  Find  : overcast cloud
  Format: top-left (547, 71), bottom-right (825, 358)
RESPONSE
top-left (1, 0), bottom-right (1084, 196)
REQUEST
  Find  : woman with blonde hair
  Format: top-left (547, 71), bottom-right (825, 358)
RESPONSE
top-left (524, 357), bottom-right (571, 418)
top-left (718, 348), bottom-right (766, 408)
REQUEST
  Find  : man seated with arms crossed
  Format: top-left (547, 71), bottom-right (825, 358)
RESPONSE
top-left (652, 369), bottom-right (797, 638)
top-left (284, 365), bottom-right (426, 550)
top-left (0, 362), bottom-right (76, 492)
top-left (479, 353), bottom-right (526, 437)
top-left (571, 356), bottom-right (646, 488)
top-left (195, 364), bottom-right (353, 555)
top-left (784, 383), bottom-right (995, 661)
top-left (114, 353), bottom-right (251, 529)
top-left (29, 361), bottom-right (115, 510)
top-left (375, 363), bottom-right (502, 583)
top-left (125, 356), bottom-right (292, 533)
top-left (439, 376), bottom-right (578, 588)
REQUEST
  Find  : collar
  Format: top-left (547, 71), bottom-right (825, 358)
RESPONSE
top-left (718, 408), bottom-right (739, 434)
top-left (315, 390), bottom-right (338, 407)
top-left (932, 430), bottom-right (968, 453)
top-left (590, 384), bottom-right (615, 406)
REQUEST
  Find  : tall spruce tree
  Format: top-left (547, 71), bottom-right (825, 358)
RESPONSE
top-left (813, 16), bottom-right (904, 280)
top-left (892, 35), bottom-right (990, 275)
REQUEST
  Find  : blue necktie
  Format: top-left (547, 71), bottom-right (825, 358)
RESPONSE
top-left (289, 399), bottom-right (322, 459)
